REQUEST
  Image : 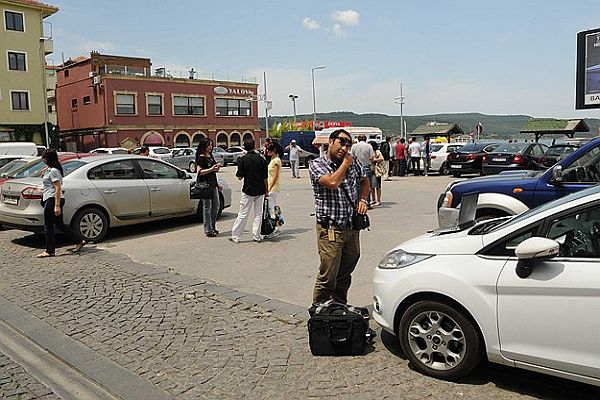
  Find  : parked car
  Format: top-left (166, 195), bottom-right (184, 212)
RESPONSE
top-left (168, 148), bottom-right (198, 172)
top-left (437, 137), bottom-right (600, 228)
top-left (133, 146), bottom-right (172, 160)
top-left (0, 153), bottom-right (93, 188)
top-left (446, 142), bottom-right (500, 177)
top-left (0, 157), bottom-right (36, 178)
top-left (225, 146), bottom-right (247, 165)
top-left (429, 143), bottom-right (464, 175)
top-left (541, 144), bottom-right (579, 168)
top-left (89, 147), bottom-right (129, 154)
top-left (0, 155), bottom-right (232, 243)
top-left (212, 146), bottom-right (229, 166)
top-left (374, 185), bottom-right (600, 386)
top-left (482, 142), bottom-right (548, 175)
top-left (0, 155), bottom-right (30, 169)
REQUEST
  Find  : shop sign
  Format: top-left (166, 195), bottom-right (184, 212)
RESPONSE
top-left (213, 86), bottom-right (254, 96)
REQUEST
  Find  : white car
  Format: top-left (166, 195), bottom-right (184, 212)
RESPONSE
top-left (373, 186), bottom-right (600, 387)
top-left (89, 147), bottom-right (129, 154)
top-left (429, 143), bottom-right (464, 175)
top-left (133, 146), bottom-right (172, 160)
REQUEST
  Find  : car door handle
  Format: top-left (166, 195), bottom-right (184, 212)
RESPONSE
top-left (103, 189), bottom-right (116, 194)
top-left (149, 187), bottom-right (161, 192)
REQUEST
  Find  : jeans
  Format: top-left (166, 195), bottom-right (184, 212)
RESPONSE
top-left (290, 160), bottom-right (300, 178)
top-left (231, 192), bottom-right (265, 240)
top-left (43, 197), bottom-right (82, 255)
top-left (397, 159), bottom-right (407, 176)
top-left (313, 223), bottom-right (361, 304)
top-left (410, 157), bottom-right (421, 176)
top-left (202, 187), bottom-right (220, 235)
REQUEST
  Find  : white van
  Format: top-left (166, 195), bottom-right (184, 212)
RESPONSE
top-left (318, 127), bottom-right (384, 143)
top-left (0, 142), bottom-right (38, 156)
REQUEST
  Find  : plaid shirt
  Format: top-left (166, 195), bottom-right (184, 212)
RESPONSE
top-left (309, 156), bottom-right (367, 228)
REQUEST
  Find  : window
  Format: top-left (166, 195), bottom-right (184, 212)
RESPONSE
top-left (546, 207), bottom-right (600, 258)
top-left (11, 91), bottom-right (28, 110)
top-left (8, 52), bottom-right (26, 71)
top-left (71, 99), bottom-right (78, 108)
top-left (88, 161), bottom-right (138, 180)
top-left (47, 104), bottom-right (53, 113)
top-left (483, 225), bottom-right (541, 257)
top-left (215, 98), bottom-right (251, 116)
top-left (560, 145), bottom-right (600, 183)
top-left (173, 96), bottom-right (204, 115)
top-left (147, 94), bottom-right (163, 115)
top-left (83, 96), bottom-right (91, 105)
top-left (64, 69), bottom-right (69, 78)
top-left (137, 160), bottom-right (179, 179)
top-left (5, 11), bottom-right (24, 32)
top-left (115, 93), bottom-right (136, 115)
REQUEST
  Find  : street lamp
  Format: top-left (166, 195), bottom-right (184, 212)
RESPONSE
top-left (289, 94), bottom-right (298, 124)
top-left (394, 83), bottom-right (406, 138)
top-left (311, 66), bottom-right (325, 129)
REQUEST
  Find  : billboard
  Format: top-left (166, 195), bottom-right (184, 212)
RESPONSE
top-left (576, 28), bottom-right (600, 109)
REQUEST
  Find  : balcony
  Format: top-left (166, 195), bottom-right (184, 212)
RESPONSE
top-left (43, 39), bottom-right (53, 55)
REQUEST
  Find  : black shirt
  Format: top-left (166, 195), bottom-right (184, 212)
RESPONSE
top-left (236, 150), bottom-right (268, 196)
top-left (196, 155), bottom-right (218, 187)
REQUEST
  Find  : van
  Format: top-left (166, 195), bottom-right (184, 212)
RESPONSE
top-left (0, 142), bottom-right (38, 156)
top-left (318, 127), bottom-right (384, 143)
top-left (281, 131), bottom-right (320, 168)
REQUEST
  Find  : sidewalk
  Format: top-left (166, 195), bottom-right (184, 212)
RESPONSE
top-left (0, 230), bottom-right (597, 399)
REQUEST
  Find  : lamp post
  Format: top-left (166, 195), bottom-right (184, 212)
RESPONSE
top-left (289, 94), bottom-right (298, 124)
top-left (394, 83), bottom-right (406, 138)
top-left (311, 66), bottom-right (325, 129)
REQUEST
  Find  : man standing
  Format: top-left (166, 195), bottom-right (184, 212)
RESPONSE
top-left (408, 137), bottom-right (422, 176)
top-left (390, 138), bottom-right (398, 177)
top-left (309, 129), bottom-right (370, 305)
top-left (421, 136), bottom-right (432, 177)
top-left (395, 138), bottom-right (407, 176)
top-left (285, 140), bottom-right (302, 178)
top-left (230, 138), bottom-right (268, 243)
top-left (380, 137), bottom-right (391, 181)
top-left (350, 134), bottom-right (374, 204)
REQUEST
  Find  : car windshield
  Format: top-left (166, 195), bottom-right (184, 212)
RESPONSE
top-left (492, 143), bottom-right (528, 154)
top-left (489, 185), bottom-right (600, 232)
top-left (8, 159), bottom-right (45, 179)
top-left (458, 143), bottom-right (485, 153)
top-left (0, 160), bottom-right (27, 177)
top-left (547, 146), bottom-right (576, 156)
top-left (431, 144), bottom-right (443, 152)
top-left (213, 147), bottom-right (225, 153)
top-left (153, 148), bottom-right (171, 154)
top-left (112, 149), bottom-right (128, 154)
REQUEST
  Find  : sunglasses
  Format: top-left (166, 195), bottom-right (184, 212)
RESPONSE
top-left (337, 137), bottom-right (352, 147)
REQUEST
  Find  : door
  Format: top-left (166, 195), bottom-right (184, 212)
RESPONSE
top-left (496, 205), bottom-right (600, 379)
top-left (136, 159), bottom-right (193, 217)
top-left (88, 160), bottom-right (150, 220)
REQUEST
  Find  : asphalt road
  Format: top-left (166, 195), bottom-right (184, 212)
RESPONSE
top-left (97, 165), bottom-right (454, 308)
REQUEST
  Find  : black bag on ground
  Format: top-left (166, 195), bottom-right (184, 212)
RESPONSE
top-left (308, 301), bottom-right (370, 356)
top-left (190, 181), bottom-right (213, 200)
top-left (260, 197), bottom-right (276, 235)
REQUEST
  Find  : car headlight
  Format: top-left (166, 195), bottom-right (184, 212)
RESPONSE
top-left (378, 250), bottom-right (433, 269)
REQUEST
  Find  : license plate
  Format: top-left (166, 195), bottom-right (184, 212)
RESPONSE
top-left (492, 158), bottom-right (506, 162)
top-left (451, 164), bottom-right (462, 169)
top-left (3, 195), bottom-right (18, 205)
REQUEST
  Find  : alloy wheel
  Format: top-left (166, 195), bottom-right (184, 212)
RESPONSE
top-left (78, 212), bottom-right (104, 240)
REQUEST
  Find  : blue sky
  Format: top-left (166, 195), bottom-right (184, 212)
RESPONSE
top-left (48, 0), bottom-right (600, 119)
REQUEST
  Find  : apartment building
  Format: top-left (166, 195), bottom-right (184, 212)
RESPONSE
top-left (0, 0), bottom-right (57, 143)
top-left (56, 52), bottom-right (262, 151)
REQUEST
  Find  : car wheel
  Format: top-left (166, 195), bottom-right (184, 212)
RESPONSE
top-left (399, 300), bottom-right (483, 381)
top-left (452, 172), bottom-right (461, 178)
top-left (189, 161), bottom-right (196, 173)
top-left (71, 207), bottom-right (109, 243)
top-left (440, 162), bottom-right (450, 175)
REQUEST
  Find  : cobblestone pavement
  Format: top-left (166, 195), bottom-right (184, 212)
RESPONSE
top-left (0, 352), bottom-right (59, 399)
top-left (0, 230), bottom-right (598, 399)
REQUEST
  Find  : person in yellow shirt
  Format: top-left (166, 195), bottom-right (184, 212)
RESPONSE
top-left (266, 143), bottom-right (282, 237)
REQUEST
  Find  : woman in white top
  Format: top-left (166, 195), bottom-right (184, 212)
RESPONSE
top-left (37, 149), bottom-right (86, 258)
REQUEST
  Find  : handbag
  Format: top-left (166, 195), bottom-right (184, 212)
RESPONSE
top-left (341, 185), bottom-right (370, 231)
top-left (190, 180), bottom-right (213, 200)
top-left (260, 197), bottom-right (277, 235)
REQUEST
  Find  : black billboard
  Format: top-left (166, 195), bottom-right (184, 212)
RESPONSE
top-left (576, 28), bottom-right (600, 109)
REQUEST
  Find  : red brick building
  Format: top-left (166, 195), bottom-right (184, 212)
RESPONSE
top-left (56, 52), bottom-right (261, 151)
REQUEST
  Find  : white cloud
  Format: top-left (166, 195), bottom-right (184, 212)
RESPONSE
top-left (331, 10), bottom-right (360, 26)
top-left (332, 24), bottom-right (346, 38)
top-left (302, 17), bottom-right (320, 30)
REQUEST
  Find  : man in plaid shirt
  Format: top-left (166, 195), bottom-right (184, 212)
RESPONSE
top-left (309, 129), bottom-right (370, 305)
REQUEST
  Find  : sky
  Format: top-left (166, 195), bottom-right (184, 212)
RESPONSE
top-left (46, 0), bottom-right (600, 119)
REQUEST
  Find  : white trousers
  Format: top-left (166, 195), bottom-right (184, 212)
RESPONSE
top-left (268, 191), bottom-right (278, 216)
top-left (231, 192), bottom-right (264, 240)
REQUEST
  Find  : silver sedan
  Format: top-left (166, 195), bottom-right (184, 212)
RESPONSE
top-left (168, 148), bottom-right (225, 172)
top-left (0, 155), bottom-right (231, 243)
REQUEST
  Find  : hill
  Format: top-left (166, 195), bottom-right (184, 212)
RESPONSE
top-left (266, 112), bottom-right (600, 139)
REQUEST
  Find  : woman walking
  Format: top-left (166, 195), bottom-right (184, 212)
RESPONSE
top-left (37, 149), bottom-right (86, 258)
top-left (371, 141), bottom-right (385, 206)
top-left (196, 138), bottom-right (221, 237)
top-left (266, 143), bottom-right (282, 237)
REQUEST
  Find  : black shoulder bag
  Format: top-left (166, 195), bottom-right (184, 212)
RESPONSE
top-left (190, 156), bottom-right (216, 200)
top-left (341, 183), bottom-right (370, 231)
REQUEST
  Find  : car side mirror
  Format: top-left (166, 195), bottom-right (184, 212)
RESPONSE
top-left (552, 164), bottom-right (563, 183)
top-left (514, 237), bottom-right (559, 278)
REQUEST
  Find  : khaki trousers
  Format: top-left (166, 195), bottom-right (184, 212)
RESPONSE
top-left (313, 224), bottom-right (361, 304)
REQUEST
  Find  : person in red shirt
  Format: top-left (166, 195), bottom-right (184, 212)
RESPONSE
top-left (395, 138), bottom-right (407, 176)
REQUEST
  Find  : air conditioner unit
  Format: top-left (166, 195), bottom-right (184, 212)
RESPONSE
top-left (92, 76), bottom-right (101, 85)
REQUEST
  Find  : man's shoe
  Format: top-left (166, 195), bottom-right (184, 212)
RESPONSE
top-left (253, 236), bottom-right (262, 243)
top-left (229, 237), bottom-right (239, 243)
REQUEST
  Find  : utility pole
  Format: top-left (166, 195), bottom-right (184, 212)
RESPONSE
top-left (289, 94), bottom-right (298, 124)
top-left (311, 66), bottom-right (325, 129)
top-left (394, 83), bottom-right (406, 138)
top-left (263, 71), bottom-right (271, 138)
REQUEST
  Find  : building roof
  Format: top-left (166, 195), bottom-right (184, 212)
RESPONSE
top-left (3, 0), bottom-right (58, 17)
top-left (411, 122), bottom-right (465, 137)
top-left (520, 119), bottom-right (589, 134)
